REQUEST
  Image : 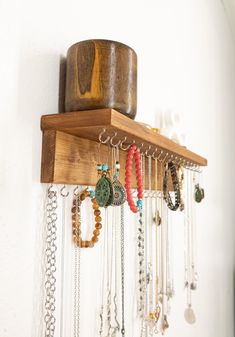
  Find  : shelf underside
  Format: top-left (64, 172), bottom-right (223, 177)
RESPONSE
top-left (41, 109), bottom-right (207, 167)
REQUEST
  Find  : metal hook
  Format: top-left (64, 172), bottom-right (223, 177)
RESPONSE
top-left (145, 145), bottom-right (152, 157)
top-left (157, 150), bottom-right (164, 161)
top-left (110, 131), bottom-right (122, 147)
top-left (98, 128), bottom-right (110, 144)
top-left (138, 143), bottom-right (144, 154)
top-left (60, 184), bottom-right (69, 197)
top-left (48, 184), bottom-right (54, 193)
top-left (152, 147), bottom-right (158, 159)
top-left (120, 137), bottom-right (135, 151)
top-left (73, 185), bottom-right (79, 196)
top-left (162, 152), bottom-right (169, 163)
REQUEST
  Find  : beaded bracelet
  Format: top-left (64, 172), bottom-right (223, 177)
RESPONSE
top-left (72, 188), bottom-right (102, 248)
top-left (125, 144), bottom-right (143, 213)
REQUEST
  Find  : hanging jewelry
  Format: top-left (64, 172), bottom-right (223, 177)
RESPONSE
top-left (112, 206), bottom-right (120, 337)
top-left (72, 188), bottom-right (102, 248)
top-left (125, 144), bottom-right (143, 213)
top-left (137, 153), bottom-right (145, 320)
top-left (95, 164), bottom-right (114, 207)
top-left (60, 185), bottom-right (69, 337)
top-left (153, 157), bottom-right (161, 333)
top-left (145, 154), bottom-right (157, 335)
top-left (111, 146), bottom-right (126, 206)
top-left (178, 166), bottom-right (185, 211)
top-left (163, 161), bottom-right (181, 211)
top-left (184, 169), bottom-right (196, 324)
top-left (44, 185), bottom-right (58, 337)
top-left (120, 204), bottom-right (126, 337)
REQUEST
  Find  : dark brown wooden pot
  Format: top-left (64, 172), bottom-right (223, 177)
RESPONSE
top-left (65, 39), bottom-right (137, 119)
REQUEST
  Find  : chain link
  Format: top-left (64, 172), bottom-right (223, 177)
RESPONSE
top-left (44, 186), bottom-right (58, 337)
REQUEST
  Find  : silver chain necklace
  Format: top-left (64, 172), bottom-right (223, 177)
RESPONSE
top-left (120, 204), bottom-right (125, 337)
top-left (44, 185), bottom-right (58, 337)
top-left (73, 190), bottom-right (81, 337)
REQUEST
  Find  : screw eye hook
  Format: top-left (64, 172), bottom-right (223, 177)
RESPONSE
top-left (73, 185), bottom-right (79, 196)
top-left (60, 185), bottom-right (69, 197)
top-left (98, 128), bottom-right (110, 144)
top-left (120, 137), bottom-right (135, 151)
top-left (110, 131), bottom-right (122, 147)
top-left (145, 145), bottom-right (152, 157)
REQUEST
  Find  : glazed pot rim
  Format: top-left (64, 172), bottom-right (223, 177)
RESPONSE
top-left (67, 39), bottom-right (137, 56)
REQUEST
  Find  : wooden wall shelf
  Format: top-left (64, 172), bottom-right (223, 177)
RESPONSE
top-left (41, 109), bottom-right (207, 187)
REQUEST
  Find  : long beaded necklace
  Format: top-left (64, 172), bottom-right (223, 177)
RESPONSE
top-left (44, 185), bottom-right (58, 337)
top-left (137, 153), bottom-right (145, 320)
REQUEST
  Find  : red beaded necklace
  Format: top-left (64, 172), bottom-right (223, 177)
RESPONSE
top-left (125, 144), bottom-right (143, 213)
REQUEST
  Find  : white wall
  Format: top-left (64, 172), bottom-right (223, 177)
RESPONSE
top-left (0, 0), bottom-right (235, 337)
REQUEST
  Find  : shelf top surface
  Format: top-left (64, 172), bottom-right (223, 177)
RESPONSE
top-left (41, 108), bottom-right (207, 166)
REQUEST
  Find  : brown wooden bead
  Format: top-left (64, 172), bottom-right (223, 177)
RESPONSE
top-left (93, 229), bottom-right (100, 236)
top-left (72, 206), bottom-right (76, 213)
top-left (84, 190), bottom-right (89, 196)
top-left (95, 223), bottom-right (102, 229)
top-left (80, 193), bottom-right (86, 201)
top-left (95, 216), bottom-right (102, 222)
top-left (88, 241), bottom-right (94, 248)
top-left (94, 209), bottom-right (101, 216)
top-left (92, 236), bottom-right (99, 243)
top-left (84, 240), bottom-right (90, 248)
top-left (81, 240), bottom-right (86, 248)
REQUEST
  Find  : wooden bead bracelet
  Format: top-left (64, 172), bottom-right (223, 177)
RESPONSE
top-left (72, 188), bottom-right (102, 248)
top-left (125, 144), bottom-right (143, 213)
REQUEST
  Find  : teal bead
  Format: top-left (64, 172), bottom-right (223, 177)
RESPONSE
top-left (97, 164), bottom-right (102, 170)
top-left (137, 199), bottom-right (143, 207)
top-left (89, 190), bottom-right (95, 198)
top-left (102, 164), bottom-right (109, 171)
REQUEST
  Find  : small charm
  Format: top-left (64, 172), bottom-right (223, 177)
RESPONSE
top-left (194, 184), bottom-right (205, 203)
top-left (184, 305), bottom-right (196, 324)
top-left (153, 210), bottom-right (161, 226)
top-left (161, 315), bottom-right (169, 334)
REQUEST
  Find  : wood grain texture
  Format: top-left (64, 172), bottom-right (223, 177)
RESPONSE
top-left (65, 40), bottom-right (137, 119)
top-left (41, 130), bottom-right (167, 189)
top-left (41, 109), bottom-right (207, 166)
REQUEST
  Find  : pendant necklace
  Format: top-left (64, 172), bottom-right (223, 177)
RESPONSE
top-left (99, 208), bottom-right (106, 337)
top-left (120, 204), bottom-right (126, 337)
top-left (44, 185), bottom-right (58, 337)
top-left (184, 169), bottom-right (196, 324)
top-left (145, 154), bottom-right (155, 335)
top-left (153, 157), bottom-right (161, 333)
top-left (59, 186), bottom-right (69, 337)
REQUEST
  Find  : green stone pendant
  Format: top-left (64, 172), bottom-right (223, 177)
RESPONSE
top-left (95, 176), bottom-right (114, 207)
top-left (194, 184), bottom-right (205, 203)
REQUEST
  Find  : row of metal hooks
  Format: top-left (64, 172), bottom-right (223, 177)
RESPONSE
top-left (98, 128), bottom-right (202, 173)
top-left (53, 184), bottom-right (164, 199)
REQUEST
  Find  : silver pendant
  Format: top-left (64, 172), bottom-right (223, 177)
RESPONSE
top-left (111, 179), bottom-right (126, 206)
